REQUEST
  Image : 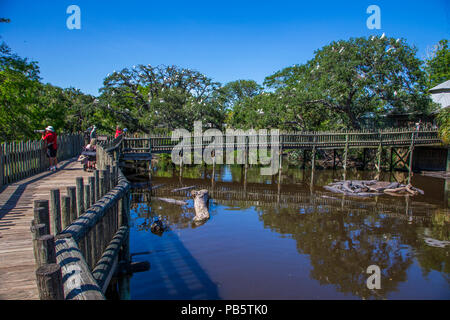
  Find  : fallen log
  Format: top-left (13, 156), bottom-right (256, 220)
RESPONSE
top-left (191, 189), bottom-right (210, 222)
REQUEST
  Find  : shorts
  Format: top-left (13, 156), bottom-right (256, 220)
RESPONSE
top-left (47, 146), bottom-right (57, 158)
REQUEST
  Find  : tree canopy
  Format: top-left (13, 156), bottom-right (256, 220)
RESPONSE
top-left (0, 36), bottom-right (447, 142)
top-left (425, 39), bottom-right (450, 89)
top-left (230, 36), bottom-right (436, 130)
top-left (97, 65), bottom-right (226, 133)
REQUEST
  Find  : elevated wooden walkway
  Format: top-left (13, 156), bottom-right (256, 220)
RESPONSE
top-left (0, 159), bottom-right (92, 300)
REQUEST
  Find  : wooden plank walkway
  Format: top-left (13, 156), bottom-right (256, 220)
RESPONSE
top-left (0, 158), bottom-right (93, 300)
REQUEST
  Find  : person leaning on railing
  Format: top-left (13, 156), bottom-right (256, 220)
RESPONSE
top-left (41, 125), bottom-right (58, 171)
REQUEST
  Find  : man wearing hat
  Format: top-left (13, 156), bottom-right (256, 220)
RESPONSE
top-left (41, 126), bottom-right (58, 171)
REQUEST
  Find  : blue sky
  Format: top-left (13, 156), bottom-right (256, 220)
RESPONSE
top-left (1, 0), bottom-right (449, 96)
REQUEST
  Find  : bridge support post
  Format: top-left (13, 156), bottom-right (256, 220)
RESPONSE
top-left (343, 134), bottom-right (349, 180)
top-left (408, 132), bottom-right (415, 185)
top-left (362, 148), bottom-right (366, 170)
top-left (311, 144), bottom-right (316, 187)
top-left (376, 144), bottom-right (382, 173)
top-left (389, 147), bottom-right (393, 172)
top-left (302, 149), bottom-right (307, 170)
top-left (333, 149), bottom-right (336, 170)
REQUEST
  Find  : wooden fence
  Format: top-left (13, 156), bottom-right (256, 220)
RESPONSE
top-left (0, 134), bottom-right (84, 186)
top-left (31, 135), bottom-right (133, 300)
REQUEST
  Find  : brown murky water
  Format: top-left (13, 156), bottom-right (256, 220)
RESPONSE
top-left (127, 164), bottom-right (450, 299)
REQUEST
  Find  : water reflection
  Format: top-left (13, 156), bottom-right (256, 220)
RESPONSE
top-left (129, 163), bottom-right (450, 299)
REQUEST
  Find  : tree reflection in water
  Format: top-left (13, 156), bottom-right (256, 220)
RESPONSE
top-left (129, 164), bottom-right (450, 299)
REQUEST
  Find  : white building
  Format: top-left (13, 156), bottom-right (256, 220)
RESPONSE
top-left (430, 80), bottom-right (450, 109)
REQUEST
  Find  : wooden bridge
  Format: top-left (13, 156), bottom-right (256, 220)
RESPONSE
top-left (0, 128), bottom-right (446, 300)
top-left (0, 134), bottom-right (146, 300)
top-left (122, 128), bottom-right (445, 174)
top-left (123, 128), bottom-right (446, 186)
top-left (123, 128), bottom-right (442, 153)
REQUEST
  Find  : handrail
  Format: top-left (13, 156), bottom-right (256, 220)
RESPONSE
top-left (32, 137), bottom-right (132, 300)
top-left (0, 133), bottom-right (84, 186)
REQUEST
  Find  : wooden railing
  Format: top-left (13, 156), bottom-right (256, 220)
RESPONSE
top-left (125, 128), bottom-right (442, 154)
top-left (0, 134), bottom-right (83, 186)
top-left (31, 135), bottom-right (132, 300)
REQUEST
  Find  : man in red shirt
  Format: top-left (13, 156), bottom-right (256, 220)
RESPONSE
top-left (115, 125), bottom-right (123, 138)
top-left (42, 126), bottom-right (58, 171)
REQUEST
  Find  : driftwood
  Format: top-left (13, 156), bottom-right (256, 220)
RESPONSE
top-left (191, 189), bottom-right (210, 222)
top-left (171, 186), bottom-right (196, 193)
top-left (324, 180), bottom-right (424, 197)
top-left (154, 197), bottom-right (188, 206)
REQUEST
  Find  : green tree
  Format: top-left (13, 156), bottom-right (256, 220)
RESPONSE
top-left (436, 107), bottom-right (450, 144)
top-left (0, 41), bottom-right (42, 140)
top-left (218, 79), bottom-right (262, 110)
top-left (262, 36), bottom-right (434, 129)
top-left (98, 65), bottom-right (226, 133)
top-left (425, 39), bottom-right (450, 89)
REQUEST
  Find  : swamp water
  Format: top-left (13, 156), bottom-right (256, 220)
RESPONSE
top-left (126, 164), bottom-right (450, 299)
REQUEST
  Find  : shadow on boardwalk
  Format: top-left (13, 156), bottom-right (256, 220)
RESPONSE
top-left (0, 159), bottom-right (74, 221)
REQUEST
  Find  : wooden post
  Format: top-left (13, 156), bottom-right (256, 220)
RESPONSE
top-left (112, 165), bottom-right (118, 187)
top-left (408, 131), bottom-right (415, 185)
top-left (389, 147), bottom-right (394, 172)
top-left (60, 195), bottom-right (71, 229)
top-left (35, 234), bottom-right (57, 267)
top-left (89, 225), bottom-right (98, 269)
top-left (66, 186), bottom-right (77, 223)
top-left (76, 177), bottom-right (84, 217)
top-left (362, 148), bottom-right (366, 170)
top-left (303, 149), bottom-right (307, 170)
top-left (49, 189), bottom-right (62, 235)
top-left (88, 176), bottom-right (96, 205)
top-left (84, 184), bottom-right (91, 211)
top-left (333, 149), bottom-right (336, 170)
top-left (34, 200), bottom-right (50, 228)
top-left (376, 133), bottom-right (383, 173)
top-left (311, 144), bottom-right (316, 186)
top-left (343, 134), bottom-right (349, 179)
top-left (36, 263), bottom-right (64, 300)
top-left (31, 222), bottom-right (48, 265)
top-left (105, 165), bottom-right (111, 192)
top-left (94, 170), bottom-right (100, 202)
top-left (278, 147), bottom-right (283, 189)
top-left (99, 170), bottom-right (106, 198)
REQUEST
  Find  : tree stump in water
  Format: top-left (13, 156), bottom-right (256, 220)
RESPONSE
top-left (191, 189), bottom-right (210, 222)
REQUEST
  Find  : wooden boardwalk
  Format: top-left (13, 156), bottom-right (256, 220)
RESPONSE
top-left (0, 158), bottom-right (92, 300)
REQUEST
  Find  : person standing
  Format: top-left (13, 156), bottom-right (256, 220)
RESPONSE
top-left (115, 125), bottom-right (123, 138)
top-left (42, 125), bottom-right (58, 171)
top-left (89, 125), bottom-right (97, 144)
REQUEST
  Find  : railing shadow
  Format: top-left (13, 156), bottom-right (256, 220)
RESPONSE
top-left (0, 159), bottom-right (76, 221)
top-left (130, 224), bottom-right (221, 300)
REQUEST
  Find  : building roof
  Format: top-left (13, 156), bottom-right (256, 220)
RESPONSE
top-left (430, 80), bottom-right (450, 92)
top-left (429, 80), bottom-right (450, 109)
